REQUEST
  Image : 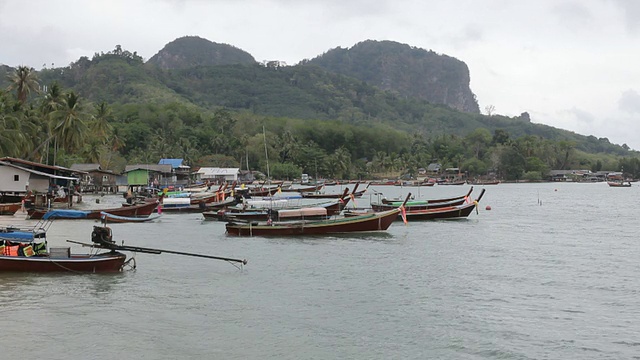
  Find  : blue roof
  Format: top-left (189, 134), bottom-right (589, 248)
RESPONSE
top-left (159, 159), bottom-right (184, 169)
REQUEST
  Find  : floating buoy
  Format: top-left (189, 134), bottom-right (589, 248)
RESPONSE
top-left (554, 189), bottom-right (558, 192)
top-left (485, 205), bottom-right (492, 210)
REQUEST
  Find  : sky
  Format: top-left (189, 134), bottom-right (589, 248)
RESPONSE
top-left (2, 0), bottom-right (640, 149)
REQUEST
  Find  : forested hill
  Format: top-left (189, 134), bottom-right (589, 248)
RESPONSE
top-left (147, 36), bottom-right (256, 69)
top-left (0, 39), bottom-right (633, 160)
top-left (304, 40), bottom-right (480, 114)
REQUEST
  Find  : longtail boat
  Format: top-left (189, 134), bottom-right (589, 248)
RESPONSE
top-left (372, 187), bottom-right (474, 211)
top-left (380, 187), bottom-right (473, 205)
top-left (0, 224), bottom-right (246, 273)
top-left (301, 182), bottom-right (364, 199)
top-left (100, 212), bottom-right (163, 223)
top-left (607, 181), bottom-right (631, 187)
top-left (210, 188), bottom-right (351, 221)
top-left (0, 202), bottom-right (22, 215)
top-left (281, 183), bottom-right (325, 193)
top-left (399, 188), bottom-right (485, 220)
top-left (225, 194), bottom-right (410, 236)
top-left (26, 200), bottom-right (158, 220)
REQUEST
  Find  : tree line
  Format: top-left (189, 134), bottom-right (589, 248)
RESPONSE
top-left (2, 65), bottom-right (638, 181)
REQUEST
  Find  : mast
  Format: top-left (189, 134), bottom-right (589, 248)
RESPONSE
top-left (263, 125), bottom-right (270, 182)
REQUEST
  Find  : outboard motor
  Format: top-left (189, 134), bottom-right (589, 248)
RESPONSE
top-left (91, 225), bottom-right (115, 247)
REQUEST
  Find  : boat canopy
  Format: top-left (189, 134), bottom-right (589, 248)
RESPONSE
top-left (42, 209), bottom-right (90, 219)
top-left (278, 207), bottom-right (327, 219)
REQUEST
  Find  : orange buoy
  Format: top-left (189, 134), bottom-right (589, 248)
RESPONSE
top-left (485, 205), bottom-right (492, 210)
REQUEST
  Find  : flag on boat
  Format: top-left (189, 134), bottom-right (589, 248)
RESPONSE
top-left (400, 206), bottom-right (408, 224)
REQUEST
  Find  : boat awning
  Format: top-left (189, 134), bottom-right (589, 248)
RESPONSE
top-left (278, 207), bottom-right (327, 218)
top-left (42, 210), bottom-right (90, 219)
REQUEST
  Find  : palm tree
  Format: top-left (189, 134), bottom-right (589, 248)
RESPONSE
top-left (6, 65), bottom-right (40, 104)
top-left (51, 91), bottom-right (89, 165)
top-left (30, 83), bottom-right (65, 162)
top-left (92, 101), bottom-right (113, 140)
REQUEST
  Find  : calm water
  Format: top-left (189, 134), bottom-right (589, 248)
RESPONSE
top-left (1, 183), bottom-right (639, 359)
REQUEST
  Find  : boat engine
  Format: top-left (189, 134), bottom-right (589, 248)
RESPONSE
top-left (91, 225), bottom-right (115, 248)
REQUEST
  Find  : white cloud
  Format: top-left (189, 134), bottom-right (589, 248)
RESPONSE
top-left (618, 90), bottom-right (640, 113)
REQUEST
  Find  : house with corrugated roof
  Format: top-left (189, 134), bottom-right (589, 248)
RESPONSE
top-left (196, 167), bottom-right (239, 183)
top-left (70, 163), bottom-right (118, 193)
top-left (0, 157), bottom-right (83, 206)
top-left (124, 164), bottom-right (172, 189)
top-left (159, 159), bottom-right (191, 183)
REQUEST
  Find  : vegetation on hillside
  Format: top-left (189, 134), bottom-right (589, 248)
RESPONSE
top-left (2, 43), bottom-right (640, 181)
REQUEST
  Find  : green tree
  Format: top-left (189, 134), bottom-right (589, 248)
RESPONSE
top-left (51, 91), bottom-right (89, 164)
top-left (6, 65), bottom-right (40, 104)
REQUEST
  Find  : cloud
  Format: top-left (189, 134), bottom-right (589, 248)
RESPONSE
top-left (561, 107), bottom-right (596, 124)
top-left (448, 23), bottom-right (484, 49)
top-left (552, 1), bottom-right (595, 28)
top-left (618, 89), bottom-right (640, 113)
top-left (608, 0), bottom-right (640, 33)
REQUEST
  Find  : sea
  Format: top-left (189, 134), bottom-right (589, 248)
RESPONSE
top-left (1, 182), bottom-right (639, 360)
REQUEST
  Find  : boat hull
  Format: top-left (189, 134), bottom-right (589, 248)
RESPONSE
top-left (0, 252), bottom-right (127, 273)
top-left (0, 202), bottom-right (22, 215)
top-left (403, 203), bottom-right (477, 220)
top-left (27, 201), bottom-right (158, 220)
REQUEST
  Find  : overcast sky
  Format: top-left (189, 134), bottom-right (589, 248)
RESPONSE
top-left (2, 0), bottom-right (640, 149)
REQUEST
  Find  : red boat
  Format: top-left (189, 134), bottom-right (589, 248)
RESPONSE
top-left (0, 224), bottom-right (246, 273)
top-left (0, 251), bottom-right (128, 273)
top-left (400, 189), bottom-right (485, 220)
top-left (225, 194), bottom-right (411, 236)
top-left (26, 201), bottom-right (158, 220)
top-left (0, 202), bottom-right (22, 215)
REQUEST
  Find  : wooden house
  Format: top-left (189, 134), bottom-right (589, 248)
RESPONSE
top-left (0, 157), bottom-right (83, 205)
top-left (124, 164), bottom-right (172, 190)
top-left (70, 163), bottom-right (118, 193)
top-left (158, 159), bottom-right (191, 185)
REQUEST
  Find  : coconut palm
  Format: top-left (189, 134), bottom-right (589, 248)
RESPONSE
top-left (51, 91), bottom-right (89, 165)
top-left (29, 83), bottom-right (65, 162)
top-left (6, 65), bottom-right (40, 104)
top-left (92, 101), bottom-right (113, 140)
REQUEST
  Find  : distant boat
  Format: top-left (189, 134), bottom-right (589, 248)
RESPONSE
top-left (607, 181), bottom-right (631, 187)
top-left (100, 212), bottom-right (163, 223)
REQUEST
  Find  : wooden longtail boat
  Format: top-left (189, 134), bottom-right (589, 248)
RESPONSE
top-left (281, 183), bottom-right (325, 193)
top-left (301, 182), bottom-right (369, 199)
top-left (347, 189), bottom-right (486, 221)
top-left (607, 181), bottom-right (631, 187)
top-left (210, 189), bottom-right (351, 221)
top-left (225, 194), bottom-right (411, 236)
top-left (160, 195), bottom-right (238, 213)
top-left (100, 212), bottom-right (162, 223)
top-left (372, 187), bottom-right (474, 212)
top-left (0, 225), bottom-right (127, 273)
top-left (400, 188), bottom-right (485, 220)
top-left (26, 201), bottom-right (158, 220)
top-left (0, 225), bottom-right (246, 273)
top-left (0, 202), bottom-right (22, 215)
top-left (214, 207), bottom-right (330, 222)
top-left (380, 187), bottom-right (473, 205)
